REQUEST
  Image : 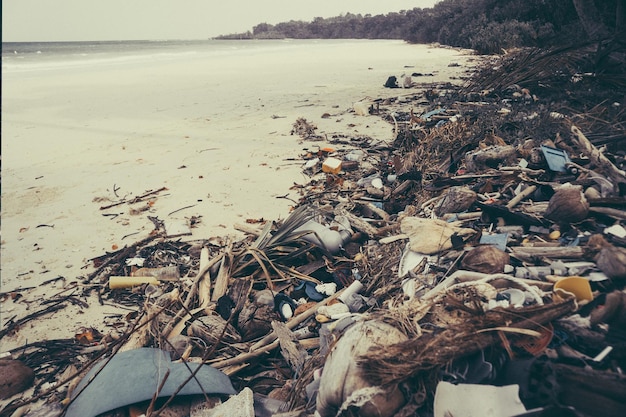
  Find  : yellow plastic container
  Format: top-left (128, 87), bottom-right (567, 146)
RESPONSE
top-left (552, 276), bottom-right (593, 303)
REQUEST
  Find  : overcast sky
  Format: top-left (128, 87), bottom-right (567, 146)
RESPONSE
top-left (3, 0), bottom-right (439, 42)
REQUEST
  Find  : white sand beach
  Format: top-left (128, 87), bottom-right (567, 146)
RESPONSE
top-left (1, 40), bottom-right (472, 352)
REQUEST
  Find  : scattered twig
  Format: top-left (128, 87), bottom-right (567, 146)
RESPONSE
top-left (121, 231), bottom-right (140, 240)
top-left (0, 303), bottom-right (67, 340)
top-left (99, 187), bottom-right (168, 210)
top-left (40, 276), bottom-right (65, 286)
top-left (167, 204), bottom-right (196, 216)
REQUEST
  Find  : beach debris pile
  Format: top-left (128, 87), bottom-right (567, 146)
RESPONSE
top-left (2, 44), bottom-right (626, 417)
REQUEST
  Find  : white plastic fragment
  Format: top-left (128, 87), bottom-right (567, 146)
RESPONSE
top-left (434, 381), bottom-right (526, 417)
top-left (370, 177), bottom-right (383, 189)
top-left (315, 282), bottom-right (337, 296)
top-left (304, 157), bottom-right (320, 170)
top-left (317, 303), bottom-right (349, 318)
top-left (605, 224), bottom-right (626, 238)
top-left (203, 387), bottom-right (254, 417)
top-left (125, 257), bottom-right (145, 267)
top-left (353, 101), bottom-right (372, 116)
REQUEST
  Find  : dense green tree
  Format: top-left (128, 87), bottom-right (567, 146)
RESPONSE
top-left (216, 0), bottom-right (624, 55)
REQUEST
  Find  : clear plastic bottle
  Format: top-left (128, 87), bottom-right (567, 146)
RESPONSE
top-left (132, 266), bottom-right (179, 281)
top-left (294, 220), bottom-right (351, 254)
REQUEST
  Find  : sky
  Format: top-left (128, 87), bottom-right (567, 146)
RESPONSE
top-left (2, 0), bottom-right (439, 42)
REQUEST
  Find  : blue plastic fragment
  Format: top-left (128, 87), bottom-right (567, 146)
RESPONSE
top-left (479, 233), bottom-right (509, 251)
top-left (65, 348), bottom-right (236, 417)
top-left (540, 145), bottom-right (571, 172)
top-left (421, 107), bottom-right (447, 120)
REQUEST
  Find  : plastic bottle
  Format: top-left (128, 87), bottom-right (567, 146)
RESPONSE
top-left (344, 150), bottom-right (365, 161)
top-left (338, 280), bottom-right (364, 304)
top-left (132, 266), bottom-right (179, 281)
top-left (294, 220), bottom-right (351, 254)
top-left (357, 173), bottom-right (381, 188)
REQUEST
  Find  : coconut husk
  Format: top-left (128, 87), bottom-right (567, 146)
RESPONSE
top-left (359, 297), bottom-right (577, 386)
top-left (0, 360), bottom-right (35, 399)
top-left (434, 186), bottom-right (477, 216)
top-left (237, 302), bottom-right (278, 342)
top-left (595, 245), bottom-right (626, 280)
top-left (461, 245), bottom-right (510, 274)
top-left (187, 313), bottom-right (242, 346)
top-left (544, 184), bottom-right (589, 224)
top-left (316, 320), bottom-right (408, 417)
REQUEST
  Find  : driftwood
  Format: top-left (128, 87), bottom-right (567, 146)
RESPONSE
top-left (510, 246), bottom-right (585, 261)
top-left (465, 145), bottom-right (516, 172)
top-left (571, 125), bottom-right (626, 193)
top-left (589, 206), bottom-right (626, 220)
top-left (552, 362), bottom-right (626, 417)
top-left (119, 289), bottom-right (179, 352)
top-left (357, 201), bottom-right (390, 222)
top-left (272, 321), bottom-right (307, 376)
top-left (335, 209), bottom-right (380, 237)
top-left (212, 242), bottom-right (233, 302)
top-left (506, 184), bottom-right (537, 209)
top-left (233, 223), bottom-right (263, 237)
top-left (391, 179), bottom-right (414, 196)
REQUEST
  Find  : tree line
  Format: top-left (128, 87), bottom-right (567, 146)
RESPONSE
top-left (216, 0), bottom-right (624, 54)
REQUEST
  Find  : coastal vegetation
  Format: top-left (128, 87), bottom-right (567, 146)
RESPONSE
top-left (216, 0), bottom-right (624, 54)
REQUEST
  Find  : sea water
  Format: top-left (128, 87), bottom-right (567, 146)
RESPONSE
top-left (2, 39), bottom-right (306, 73)
top-left (2, 39), bottom-right (422, 74)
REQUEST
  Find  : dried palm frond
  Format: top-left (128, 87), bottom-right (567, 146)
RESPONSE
top-left (230, 206), bottom-right (332, 286)
top-left (466, 43), bottom-right (594, 93)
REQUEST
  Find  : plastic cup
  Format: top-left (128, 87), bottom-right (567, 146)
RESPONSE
top-left (552, 276), bottom-right (593, 302)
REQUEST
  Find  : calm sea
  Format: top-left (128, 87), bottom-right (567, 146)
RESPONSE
top-left (1, 39), bottom-right (337, 73)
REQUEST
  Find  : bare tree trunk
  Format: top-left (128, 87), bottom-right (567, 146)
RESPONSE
top-left (617, 0), bottom-right (626, 33)
top-left (572, 0), bottom-right (611, 39)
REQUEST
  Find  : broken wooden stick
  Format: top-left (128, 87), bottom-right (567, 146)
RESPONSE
top-left (119, 288), bottom-right (179, 352)
top-left (571, 125), bottom-right (626, 193)
top-left (161, 254), bottom-right (224, 340)
top-left (511, 246), bottom-right (584, 261)
top-left (271, 321), bottom-right (307, 376)
top-left (506, 184), bottom-right (537, 209)
top-left (197, 247), bottom-right (212, 309)
top-left (212, 241), bottom-right (233, 302)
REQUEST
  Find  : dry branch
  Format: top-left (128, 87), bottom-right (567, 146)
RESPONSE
top-left (571, 125), bottom-right (626, 192)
